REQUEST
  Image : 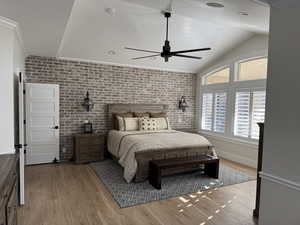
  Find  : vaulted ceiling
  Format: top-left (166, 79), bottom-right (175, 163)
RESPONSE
top-left (0, 0), bottom-right (270, 72)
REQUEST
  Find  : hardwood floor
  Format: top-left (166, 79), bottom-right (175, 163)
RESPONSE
top-left (18, 159), bottom-right (258, 225)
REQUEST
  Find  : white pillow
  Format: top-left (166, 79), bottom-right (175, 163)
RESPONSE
top-left (139, 118), bottom-right (158, 131)
top-left (117, 116), bottom-right (140, 131)
top-left (155, 117), bottom-right (171, 130)
top-left (123, 117), bottom-right (139, 131)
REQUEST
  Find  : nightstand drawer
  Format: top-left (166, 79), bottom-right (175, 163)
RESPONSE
top-left (78, 145), bottom-right (102, 153)
top-left (77, 137), bottom-right (104, 146)
top-left (79, 152), bottom-right (104, 162)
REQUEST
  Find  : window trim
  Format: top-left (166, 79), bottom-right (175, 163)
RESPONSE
top-left (233, 87), bottom-right (266, 141)
top-left (202, 65), bottom-right (230, 86)
top-left (234, 56), bottom-right (268, 82)
top-left (198, 56), bottom-right (267, 144)
top-left (200, 89), bottom-right (228, 134)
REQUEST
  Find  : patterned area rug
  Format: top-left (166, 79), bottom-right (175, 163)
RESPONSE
top-left (90, 160), bottom-right (255, 208)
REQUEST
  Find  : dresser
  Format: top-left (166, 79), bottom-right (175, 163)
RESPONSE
top-left (0, 154), bottom-right (18, 225)
top-left (253, 123), bottom-right (264, 218)
top-left (73, 134), bottom-right (106, 164)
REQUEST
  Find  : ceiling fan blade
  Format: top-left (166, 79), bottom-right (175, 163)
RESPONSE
top-left (125, 47), bottom-right (160, 54)
top-left (171, 48), bottom-right (211, 54)
top-left (174, 54), bottom-right (202, 59)
top-left (132, 54), bottom-right (160, 60)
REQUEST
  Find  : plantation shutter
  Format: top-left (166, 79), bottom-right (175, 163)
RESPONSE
top-left (214, 92), bottom-right (227, 133)
top-left (234, 91), bottom-right (251, 138)
top-left (201, 93), bottom-right (213, 130)
top-left (251, 91), bottom-right (266, 139)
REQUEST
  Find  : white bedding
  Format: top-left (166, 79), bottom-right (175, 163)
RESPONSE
top-left (107, 130), bottom-right (215, 183)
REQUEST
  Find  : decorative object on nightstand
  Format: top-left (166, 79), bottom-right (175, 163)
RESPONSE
top-left (83, 120), bottom-right (93, 133)
top-left (82, 91), bottom-right (94, 112)
top-left (73, 134), bottom-right (105, 164)
top-left (178, 96), bottom-right (188, 112)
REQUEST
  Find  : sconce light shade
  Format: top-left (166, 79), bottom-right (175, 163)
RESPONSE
top-left (82, 91), bottom-right (94, 112)
top-left (179, 96), bottom-right (188, 112)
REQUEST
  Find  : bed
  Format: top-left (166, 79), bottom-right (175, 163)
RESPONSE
top-left (107, 104), bottom-right (217, 183)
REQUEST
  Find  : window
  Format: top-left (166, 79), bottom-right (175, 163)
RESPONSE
top-left (234, 90), bottom-right (266, 139)
top-left (237, 58), bottom-right (268, 81)
top-left (204, 67), bottom-right (230, 85)
top-left (201, 93), bottom-right (213, 130)
top-left (214, 93), bottom-right (227, 133)
top-left (201, 92), bottom-right (227, 133)
top-left (200, 57), bottom-right (267, 142)
top-left (251, 91), bottom-right (266, 139)
top-left (234, 91), bottom-right (251, 138)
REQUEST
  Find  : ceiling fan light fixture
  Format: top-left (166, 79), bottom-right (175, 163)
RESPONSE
top-left (206, 2), bottom-right (225, 8)
top-left (125, 11), bottom-right (211, 62)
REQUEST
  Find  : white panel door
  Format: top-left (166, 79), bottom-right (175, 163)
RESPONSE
top-left (25, 83), bottom-right (60, 165)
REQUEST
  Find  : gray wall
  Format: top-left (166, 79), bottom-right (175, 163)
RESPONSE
top-left (25, 56), bottom-right (196, 160)
top-left (259, 1), bottom-right (300, 224)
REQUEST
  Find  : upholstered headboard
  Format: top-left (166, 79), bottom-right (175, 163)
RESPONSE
top-left (107, 103), bottom-right (168, 129)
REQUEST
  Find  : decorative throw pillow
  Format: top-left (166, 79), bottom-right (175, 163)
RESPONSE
top-left (113, 112), bottom-right (134, 130)
top-left (116, 116), bottom-right (125, 131)
top-left (155, 117), bottom-right (171, 130)
top-left (123, 117), bottom-right (139, 131)
top-left (150, 112), bottom-right (167, 118)
top-left (134, 112), bottom-right (150, 118)
top-left (139, 118), bottom-right (158, 131)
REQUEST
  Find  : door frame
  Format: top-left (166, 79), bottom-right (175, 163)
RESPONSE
top-left (18, 71), bottom-right (25, 205)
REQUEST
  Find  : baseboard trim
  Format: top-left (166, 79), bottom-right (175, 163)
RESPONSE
top-left (217, 150), bottom-right (257, 168)
top-left (260, 172), bottom-right (300, 192)
top-left (0, 149), bottom-right (16, 155)
top-left (202, 132), bottom-right (258, 149)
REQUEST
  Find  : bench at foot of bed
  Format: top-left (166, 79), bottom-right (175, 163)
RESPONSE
top-left (149, 155), bottom-right (219, 190)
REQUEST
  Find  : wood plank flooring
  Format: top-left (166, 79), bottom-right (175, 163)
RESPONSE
top-left (18, 159), bottom-right (258, 225)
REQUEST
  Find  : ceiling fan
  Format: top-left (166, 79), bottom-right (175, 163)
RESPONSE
top-left (125, 11), bottom-right (211, 62)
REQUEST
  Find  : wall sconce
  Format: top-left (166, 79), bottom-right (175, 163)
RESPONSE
top-left (179, 96), bottom-right (188, 112)
top-left (82, 91), bottom-right (94, 112)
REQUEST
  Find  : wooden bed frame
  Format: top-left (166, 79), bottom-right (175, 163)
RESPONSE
top-left (107, 103), bottom-right (215, 183)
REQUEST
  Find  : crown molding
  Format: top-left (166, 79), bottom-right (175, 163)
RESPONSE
top-left (0, 16), bottom-right (26, 55)
top-left (57, 56), bottom-right (196, 74)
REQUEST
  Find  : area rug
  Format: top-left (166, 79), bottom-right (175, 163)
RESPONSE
top-left (90, 160), bottom-right (255, 208)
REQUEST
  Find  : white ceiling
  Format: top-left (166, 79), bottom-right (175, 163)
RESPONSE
top-left (0, 0), bottom-right (270, 72)
top-left (0, 0), bottom-right (75, 56)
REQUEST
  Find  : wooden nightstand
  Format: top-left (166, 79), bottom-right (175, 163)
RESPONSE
top-left (73, 134), bottom-right (105, 164)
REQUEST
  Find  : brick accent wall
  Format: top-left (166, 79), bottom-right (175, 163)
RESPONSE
top-left (25, 56), bottom-right (197, 160)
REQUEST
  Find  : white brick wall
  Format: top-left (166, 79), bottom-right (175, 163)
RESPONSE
top-left (26, 56), bottom-right (196, 160)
